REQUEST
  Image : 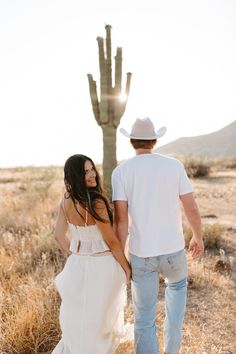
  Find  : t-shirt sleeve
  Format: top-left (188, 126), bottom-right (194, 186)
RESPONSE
top-left (111, 168), bottom-right (127, 201)
top-left (179, 162), bottom-right (193, 195)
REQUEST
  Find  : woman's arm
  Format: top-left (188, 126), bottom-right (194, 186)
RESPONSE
top-left (94, 200), bottom-right (131, 282)
top-left (54, 201), bottom-right (71, 256)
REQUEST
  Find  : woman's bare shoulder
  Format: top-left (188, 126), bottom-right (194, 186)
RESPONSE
top-left (93, 198), bottom-right (107, 211)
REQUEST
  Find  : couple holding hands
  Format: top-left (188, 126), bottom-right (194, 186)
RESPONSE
top-left (52, 118), bottom-right (204, 354)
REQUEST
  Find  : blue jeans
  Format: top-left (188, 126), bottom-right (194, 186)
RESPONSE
top-left (130, 249), bottom-right (188, 354)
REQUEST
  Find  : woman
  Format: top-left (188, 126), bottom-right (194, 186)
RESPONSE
top-left (52, 154), bottom-right (131, 354)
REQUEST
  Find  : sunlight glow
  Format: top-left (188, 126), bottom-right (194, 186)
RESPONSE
top-left (119, 93), bottom-right (127, 102)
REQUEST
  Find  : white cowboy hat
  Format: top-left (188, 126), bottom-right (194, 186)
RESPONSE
top-left (120, 117), bottom-right (167, 140)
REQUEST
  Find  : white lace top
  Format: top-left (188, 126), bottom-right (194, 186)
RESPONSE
top-left (69, 223), bottom-right (110, 255)
top-left (64, 204), bottom-right (110, 256)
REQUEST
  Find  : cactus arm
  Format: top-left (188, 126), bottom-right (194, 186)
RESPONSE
top-left (125, 72), bottom-right (132, 98)
top-left (87, 74), bottom-right (101, 125)
top-left (97, 36), bottom-right (109, 123)
top-left (113, 72), bottom-right (132, 127)
top-left (105, 25), bottom-right (112, 92)
top-left (113, 47), bottom-right (122, 127)
top-left (118, 72), bottom-right (132, 118)
top-left (97, 36), bottom-right (105, 78)
top-left (114, 47), bottom-right (122, 95)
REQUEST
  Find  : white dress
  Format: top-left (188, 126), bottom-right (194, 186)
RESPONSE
top-left (52, 215), bottom-right (128, 354)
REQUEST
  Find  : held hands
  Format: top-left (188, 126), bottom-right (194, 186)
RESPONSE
top-left (189, 237), bottom-right (204, 260)
top-left (125, 267), bottom-right (132, 284)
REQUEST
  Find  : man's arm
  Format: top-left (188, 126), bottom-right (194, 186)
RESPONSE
top-left (180, 192), bottom-right (204, 259)
top-left (113, 200), bottom-right (129, 252)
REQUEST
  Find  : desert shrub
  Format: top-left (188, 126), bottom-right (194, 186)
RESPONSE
top-left (184, 223), bottom-right (224, 250)
top-left (210, 156), bottom-right (236, 170)
top-left (184, 157), bottom-right (210, 178)
top-left (223, 157), bottom-right (236, 169)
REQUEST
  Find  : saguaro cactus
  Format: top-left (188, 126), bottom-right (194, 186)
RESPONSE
top-left (87, 25), bottom-right (132, 196)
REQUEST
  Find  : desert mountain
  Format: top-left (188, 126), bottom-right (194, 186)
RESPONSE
top-left (155, 121), bottom-right (236, 157)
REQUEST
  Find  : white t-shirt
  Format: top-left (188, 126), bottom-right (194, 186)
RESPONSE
top-left (112, 153), bottom-right (193, 257)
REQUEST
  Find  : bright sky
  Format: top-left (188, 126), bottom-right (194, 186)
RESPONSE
top-left (1, 0), bottom-right (236, 167)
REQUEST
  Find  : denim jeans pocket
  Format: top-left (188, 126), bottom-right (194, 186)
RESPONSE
top-left (161, 249), bottom-right (188, 282)
top-left (130, 254), bottom-right (148, 277)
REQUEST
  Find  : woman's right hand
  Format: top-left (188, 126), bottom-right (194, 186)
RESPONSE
top-left (125, 267), bottom-right (132, 284)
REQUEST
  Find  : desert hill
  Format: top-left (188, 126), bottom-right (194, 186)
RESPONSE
top-left (156, 121), bottom-right (236, 157)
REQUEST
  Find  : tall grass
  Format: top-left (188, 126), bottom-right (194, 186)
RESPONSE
top-left (0, 167), bottom-right (64, 353)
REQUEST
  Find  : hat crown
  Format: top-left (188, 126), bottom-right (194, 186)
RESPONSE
top-left (131, 118), bottom-right (155, 138)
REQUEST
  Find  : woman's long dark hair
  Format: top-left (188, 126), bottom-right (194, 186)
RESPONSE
top-left (64, 154), bottom-right (113, 224)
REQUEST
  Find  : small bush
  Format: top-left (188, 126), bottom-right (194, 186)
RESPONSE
top-left (184, 157), bottom-right (210, 178)
top-left (224, 158), bottom-right (236, 169)
top-left (210, 156), bottom-right (236, 170)
top-left (184, 223), bottom-right (224, 250)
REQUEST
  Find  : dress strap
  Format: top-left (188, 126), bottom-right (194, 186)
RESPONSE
top-left (85, 208), bottom-right (88, 227)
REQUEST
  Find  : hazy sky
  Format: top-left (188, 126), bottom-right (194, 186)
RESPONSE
top-left (1, 0), bottom-right (236, 167)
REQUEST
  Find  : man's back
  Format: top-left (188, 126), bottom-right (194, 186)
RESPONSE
top-left (112, 153), bottom-right (193, 257)
top-left (113, 118), bottom-right (203, 354)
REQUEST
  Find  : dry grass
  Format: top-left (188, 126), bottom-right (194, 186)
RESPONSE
top-left (184, 223), bottom-right (224, 250)
top-left (209, 156), bottom-right (236, 171)
top-left (181, 156), bottom-right (236, 175)
top-left (0, 165), bottom-right (235, 353)
top-left (183, 157), bottom-right (211, 178)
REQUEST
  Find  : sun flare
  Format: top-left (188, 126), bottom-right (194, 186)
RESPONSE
top-left (119, 93), bottom-right (127, 102)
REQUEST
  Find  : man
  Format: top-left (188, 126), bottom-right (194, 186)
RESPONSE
top-left (112, 118), bottom-right (204, 354)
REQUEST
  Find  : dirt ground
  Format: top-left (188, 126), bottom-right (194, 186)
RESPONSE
top-left (194, 170), bottom-right (236, 228)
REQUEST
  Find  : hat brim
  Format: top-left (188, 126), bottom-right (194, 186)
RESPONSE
top-left (120, 126), bottom-right (167, 140)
